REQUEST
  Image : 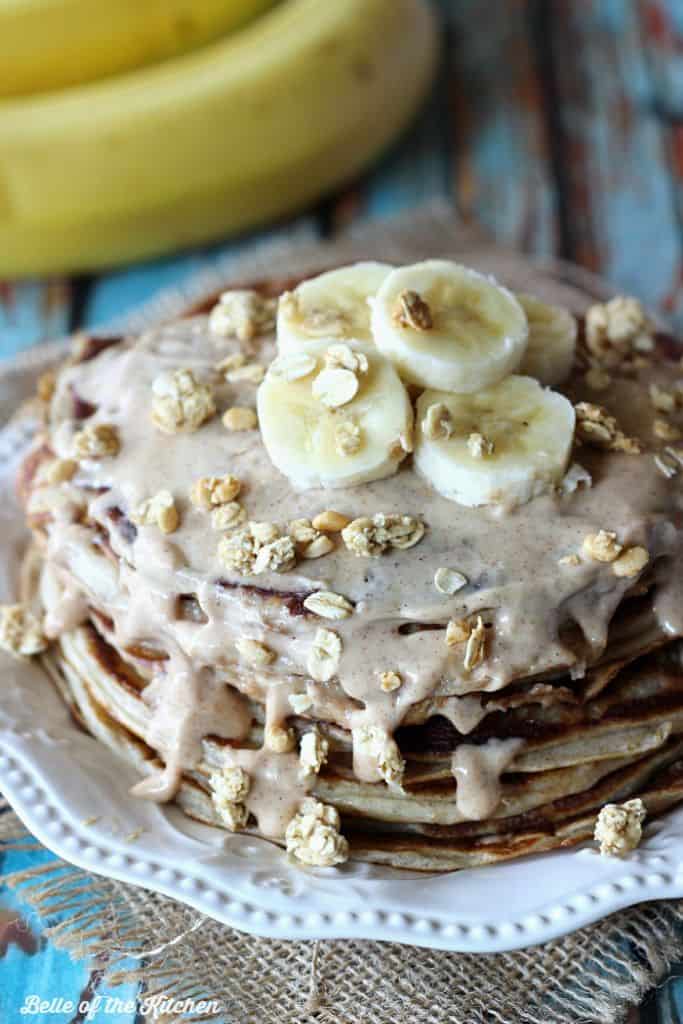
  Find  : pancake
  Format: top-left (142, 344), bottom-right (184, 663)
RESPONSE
top-left (13, 258), bottom-right (683, 870)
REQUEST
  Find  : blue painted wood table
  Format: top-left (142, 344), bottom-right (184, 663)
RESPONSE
top-left (4, 1), bottom-right (683, 1019)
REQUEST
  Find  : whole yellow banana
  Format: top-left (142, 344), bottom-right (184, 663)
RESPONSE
top-left (0, 0), bottom-right (277, 97)
top-left (0, 0), bottom-right (437, 276)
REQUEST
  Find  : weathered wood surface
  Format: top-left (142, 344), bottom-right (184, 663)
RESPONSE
top-left (4, 2), bottom-right (683, 1019)
top-left (0, 280), bottom-right (71, 360)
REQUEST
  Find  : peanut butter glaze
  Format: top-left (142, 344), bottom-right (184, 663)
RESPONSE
top-left (32, 310), bottom-right (683, 835)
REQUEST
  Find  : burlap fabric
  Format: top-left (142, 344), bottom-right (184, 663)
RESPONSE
top-left (2, 206), bottom-right (683, 1023)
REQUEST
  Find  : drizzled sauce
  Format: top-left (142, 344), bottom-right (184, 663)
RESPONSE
top-left (33, 299), bottom-right (683, 832)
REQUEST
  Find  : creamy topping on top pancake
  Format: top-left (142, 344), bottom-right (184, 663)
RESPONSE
top-left (21, 270), bottom-right (683, 841)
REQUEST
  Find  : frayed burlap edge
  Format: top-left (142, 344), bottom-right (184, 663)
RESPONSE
top-left (2, 804), bottom-right (683, 1024)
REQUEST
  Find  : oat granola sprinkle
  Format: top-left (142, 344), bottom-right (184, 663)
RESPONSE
top-left (208, 769), bottom-right (249, 832)
top-left (268, 352), bottom-right (317, 382)
top-left (222, 406), bottom-right (258, 432)
top-left (467, 432), bottom-right (494, 458)
top-left (299, 729), bottom-right (329, 776)
top-left (583, 530), bottom-right (623, 563)
top-left (422, 401), bottom-right (454, 440)
top-left (235, 637), bottom-right (276, 667)
top-left (289, 692), bottom-right (314, 715)
top-left (307, 627), bottom-right (341, 683)
top-left (300, 534), bottom-right (335, 559)
top-left (0, 604), bottom-right (47, 660)
top-left (190, 474), bottom-right (242, 509)
top-left (654, 418), bottom-right (681, 441)
top-left (594, 798), bottom-right (646, 857)
top-left (574, 402), bottom-right (642, 454)
top-left (210, 502), bottom-right (246, 531)
top-left (355, 725), bottom-right (405, 786)
top-left (208, 289), bottom-right (276, 342)
top-left (612, 545), bottom-right (649, 578)
top-left (324, 343), bottom-right (369, 375)
top-left (649, 383), bottom-right (676, 413)
top-left (394, 289), bottom-right (433, 331)
top-left (288, 519), bottom-right (334, 558)
top-left (379, 670), bottom-right (402, 693)
top-left (464, 616), bottom-right (486, 671)
top-left (341, 513), bottom-right (425, 557)
top-left (312, 510), bottom-right (351, 532)
top-left (252, 535), bottom-right (297, 574)
top-left (212, 766), bottom-right (250, 803)
top-left (224, 362), bottom-right (265, 385)
top-left (303, 591), bottom-right (354, 620)
top-left (73, 422), bottom-right (120, 458)
top-left (218, 522), bottom-right (294, 576)
top-left (334, 420), bottom-right (363, 457)
top-left (285, 799), bottom-right (348, 867)
top-left (312, 367), bottom-right (359, 409)
top-left (151, 368), bottom-right (215, 434)
top-left (39, 458), bottom-right (77, 485)
top-left (265, 723), bottom-right (296, 754)
top-left (434, 567), bottom-right (468, 595)
top-left (133, 490), bottom-right (179, 534)
top-left (585, 295), bottom-right (652, 366)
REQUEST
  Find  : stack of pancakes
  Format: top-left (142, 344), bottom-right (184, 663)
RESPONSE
top-left (18, 266), bottom-right (683, 871)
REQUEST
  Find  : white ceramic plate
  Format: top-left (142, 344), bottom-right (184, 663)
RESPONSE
top-left (2, 421), bottom-right (683, 953)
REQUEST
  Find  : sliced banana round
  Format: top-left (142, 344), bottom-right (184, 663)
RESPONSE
top-left (414, 376), bottom-right (575, 508)
top-left (370, 259), bottom-right (528, 392)
top-left (258, 341), bottom-right (413, 490)
top-left (516, 293), bottom-right (577, 386)
top-left (277, 262), bottom-right (393, 350)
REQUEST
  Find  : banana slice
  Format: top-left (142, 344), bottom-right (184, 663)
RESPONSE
top-left (517, 293), bottom-right (577, 386)
top-left (258, 341), bottom-right (413, 489)
top-left (414, 376), bottom-right (575, 508)
top-left (277, 262), bottom-right (393, 350)
top-left (370, 259), bottom-right (528, 392)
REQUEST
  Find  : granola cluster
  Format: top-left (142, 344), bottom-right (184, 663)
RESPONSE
top-left (288, 518), bottom-right (335, 559)
top-left (585, 296), bottom-right (654, 368)
top-left (218, 522), bottom-right (296, 576)
top-left (285, 799), bottom-right (349, 867)
top-left (334, 419), bottom-right (363, 457)
top-left (574, 402), bottom-right (642, 454)
top-left (594, 798), bottom-right (646, 857)
top-left (355, 725), bottom-right (405, 787)
top-left (73, 422), bottom-right (120, 458)
top-left (299, 729), bottom-right (329, 776)
top-left (209, 768), bottom-right (250, 832)
top-left (208, 289), bottom-right (276, 343)
top-left (151, 369), bottom-right (215, 434)
top-left (467, 432), bottom-right (494, 458)
top-left (582, 531), bottom-right (649, 579)
top-left (341, 513), bottom-right (425, 557)
top-left (191, 474), bottom-right (245, 531)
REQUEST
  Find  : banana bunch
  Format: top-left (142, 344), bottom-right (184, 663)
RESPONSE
top-left (259, 260), bottom-right (578, 508)
top-left (0, 0), bottom-right (437, 275)
top-left (0, 0), bottom-right (277, 97)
